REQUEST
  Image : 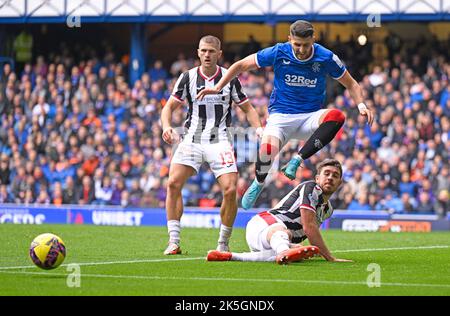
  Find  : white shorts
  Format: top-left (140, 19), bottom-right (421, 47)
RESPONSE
top-left (263, 109), bottom-right (328, 147)
top-left (171, 140), bottom-right (237, 178)
top-left (245, 212), bottom-right (287, 252)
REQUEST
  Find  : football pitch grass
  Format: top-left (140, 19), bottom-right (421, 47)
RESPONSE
top-left (0, 224), bottom-right (449, 296)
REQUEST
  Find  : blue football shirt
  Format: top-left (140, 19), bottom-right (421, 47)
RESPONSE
top-left (256, 42), bottom-right (346, 114)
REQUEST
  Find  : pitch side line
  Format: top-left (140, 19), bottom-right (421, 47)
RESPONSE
top-left (0, 245), bottom-right (448, 270)
top-left (0, 270), bottom-right (449, 289)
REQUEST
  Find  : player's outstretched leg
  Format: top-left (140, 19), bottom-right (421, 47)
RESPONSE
top-left (241, 179), bottom-right (264, 210)
top-left (282, 109), bottom-right (345, 180)
top-left (206, 250), bottom-right (276, 262)
top-left (275, 246), bottom-right (320, 265)
top-left (281, 155), bottom-right (303, 180)
top-left (242, 138), bottom-right (280, 209)
top-left (206, 250), bottom-right (232, 261)
top-left (164, 164), bottom-right (196, 255)
top-left (216, 172), bottom-right (238, 251)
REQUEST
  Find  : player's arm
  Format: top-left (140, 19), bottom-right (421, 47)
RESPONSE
top-left (230, 75), bottom-right (264, 137)
top-left (161, 96), bottom-right (183, 145)
top-left (238, 101), bottom-right (264, 138)
top-left (300, 208), bottom-right (352, 262)
top-left (197, 54), bottom-right (258, 100)
top-left (337, 71), bottom-right (374, 126)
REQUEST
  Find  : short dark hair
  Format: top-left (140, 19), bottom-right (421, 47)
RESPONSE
top-left (290, 20), bottom-right (314, 38)
top-left (316, 159), bottom-right (343, 178)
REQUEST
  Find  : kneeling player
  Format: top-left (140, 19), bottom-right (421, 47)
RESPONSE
top-left (207, 159), bottom-right (353, 264)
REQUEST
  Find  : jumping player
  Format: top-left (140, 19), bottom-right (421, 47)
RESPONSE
top-left (198, 20), bottom-right (374, 209)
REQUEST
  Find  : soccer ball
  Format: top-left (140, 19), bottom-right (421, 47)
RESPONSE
top-left (29, 233), bottom-right (66, 270)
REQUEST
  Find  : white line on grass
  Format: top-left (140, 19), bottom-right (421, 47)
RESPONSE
top-left (0, 245), bottom-right (448, 271)
top-left (333, 245), bottom-right (450, 253)
top-left (0, 257), bottom-right (205, 270)
top-left (0, 270), bottom-right (449, 289)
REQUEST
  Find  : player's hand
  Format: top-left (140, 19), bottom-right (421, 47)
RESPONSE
top-left (197, 86), bottom-right (220, 101)
top-left (358, 103), bottom-right (374, 126)
top-left (162, 127), bottom-right (178, 145)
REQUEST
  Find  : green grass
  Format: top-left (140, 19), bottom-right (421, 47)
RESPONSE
top-left (0, 224), bottom-right (449, 296)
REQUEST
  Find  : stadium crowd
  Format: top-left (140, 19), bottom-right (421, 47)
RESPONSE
top-left (0, 34), bottom-right (448, 217)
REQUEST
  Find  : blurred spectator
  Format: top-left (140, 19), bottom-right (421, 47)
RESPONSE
top-left (0, 184), bottom-right (13, 203)
top-left (376, 192), bottom-right (403, 213)
top-left (0, 155), bottom-right (10, 185)
top-left (265, 174), bottom-right (294, 208)
top-left (82, 151), bottom-right (99, 176)
top-left (346, 168), bottom-right (368, 199)
top-left (368, 193), bottom-right (378, 210)
top-left (78, 175), bottom-right (94, 205)
top-left (110, 178), bottom-right (126, 205)
top-left (149, 60), bottom-right (168, 81)
top-left (348, 195), bottom-right (371, 211)
top-left (435, 166), bottom-right (449, 192)
top-left (35, 186), bottom-right (51, 205)
top-left (200, 183), bottom-right (222, 207)
top-left (150, 178), bottom-right (166, 207)
top-left (377, 137), bottom-right (395, 162)
top-left (170, 53), bottom-right (190, 77)
top-left (121, 190), bottom-right (130, 207)
top-left (400, 193), bottom-right (416, 213)
top-left (32, 95), bottom-right (50, 127)
top-left (369, 66), bottom-right (386, 87)
top-left (415, 191), bottom-right (435, 213)
top-left (129, 179), bottom-right (143, 207)
top-left (11, 166), bottom-right (27, 198)
top-left (23, 188), bottom-right (34, 205)
top-left (335, 192), bottom-right (353, 210)
top-left (398, 172), bottom-right (417, 196)
top-left (240, 35), bottom-right (262, 57)
top-left (52, 182), bottom-right (63, 206)
top-left (94, 175), bottom-right (113, 205)
top-left (434, 190), bottom-right (449, 218)
top-left (62, 176), bottom-right (77, 204)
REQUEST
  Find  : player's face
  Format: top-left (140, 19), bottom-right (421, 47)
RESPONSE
top-left (289, 35), bottom-right (314, 60)
top-left (197, 42), bottom-right (222, 68)
top-left (315, 166), bottom-right (342, 195)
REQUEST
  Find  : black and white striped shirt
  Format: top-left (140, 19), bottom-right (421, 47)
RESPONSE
top-left (170, 66), bottom-right (248, 144)
top-left (269, 181), bottom-right (334, 243)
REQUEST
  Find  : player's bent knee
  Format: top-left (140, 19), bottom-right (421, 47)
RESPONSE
top-left (222, 185), bottom-right (237, 198)
top-left (322, 109), bottom-right (345, 124)
top-left (271, 230), bottom-right (289, 241)
top-left (260, 143), bottom-right (278, 157)
top-left (167, 178), bottom-right (184, 192)
top-left (267, 224), bottom-right (291, 241)
top-left (268, 230), bottom-right (290, 250)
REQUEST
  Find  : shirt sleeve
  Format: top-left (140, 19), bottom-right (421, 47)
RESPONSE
top-left (255, 44), bottom-right (279, 68)
top-left (171, 72), bottom-right (189, 102)
top-left (325, 53), bottom-right (346, 79)
top-left (298, 182), bottom-right (323, 213)
top-left (230, 77), bottom-right (249, 106)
